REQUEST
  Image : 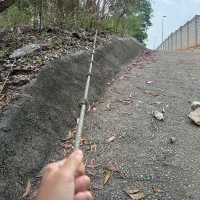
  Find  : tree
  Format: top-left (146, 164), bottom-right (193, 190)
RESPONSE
top-left (0, 0), bottom-right (16, 12)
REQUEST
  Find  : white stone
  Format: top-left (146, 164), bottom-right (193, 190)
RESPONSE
top-left (188, 108), bottom-right (200, 126)
top-left (153, 111), bottom-right (164, 121)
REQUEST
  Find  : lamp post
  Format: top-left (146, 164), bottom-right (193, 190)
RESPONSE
top-left (162, 16), bottom-right (167, 44)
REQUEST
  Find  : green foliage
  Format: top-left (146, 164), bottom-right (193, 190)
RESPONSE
top-left (0, 0), bottom-right (152, 43)
top-left (0, 4), bottom-right (31, 27)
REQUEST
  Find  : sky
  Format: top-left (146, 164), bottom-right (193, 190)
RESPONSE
top-left (147, 0), bottom-right (200, 49)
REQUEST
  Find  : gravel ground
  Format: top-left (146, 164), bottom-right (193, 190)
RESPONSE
top-left (82, 50), bottom-right (200, 199)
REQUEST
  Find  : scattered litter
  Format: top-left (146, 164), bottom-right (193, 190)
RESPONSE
top-left (155, 101), bottom-right (162, 105)
top-left (88, 103), bottom-right (97, 112)
top-left (119, 99), bottom-right (133, 105)
top-left (10, 44), bottom-right (41, 58)
top-left (103, 169), bottom-right (112, 185)
top-left (162, 107), bottom-right (165, 113)
top-left (104, 162), bottom-right (119, 172)
top-left (106, 136), bottom-right (116, 143)
top-left (106, 103), bottom-right (112, 111)
top-left (90, 144), bottom-right (97, 152)
top-left (146, 81), bottom-right (153, 84)
top-left (119, 75), bottom-right (125, 80)
top-left (153, 111), bottom-right (164, 121)
top-left (129, 92), bottom-right (133, 98)
top-left (106, 82), bottom-right (111, 86)
top-left (188, 108), bottom-right (200, 126)
top-left (91, 106), bottom-right (97, 112)
top-left (80, 138), bottom-right (90, 145)
top-left (152, 186), bottom-right (161, 193)
top-left (169, 137), bottom-right (176, 144)
top-left (126, 189), bottom-right (144, 200)
top-left (191, 101), bottom-right (200, 111)
top-left (119, 75), bottom-right (128, 80)
top-left (22, 180), bottom-right (31, 198)
top-left (144, 91), bottom-right (160, 97)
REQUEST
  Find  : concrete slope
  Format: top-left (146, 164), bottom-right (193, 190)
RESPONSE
top-left (0, 37), bottom-right (143, 200)
top-left (83, 50), bottom-right (200, 199)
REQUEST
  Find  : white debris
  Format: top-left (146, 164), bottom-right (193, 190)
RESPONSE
top-left (169, 137), bottom-right (176, 144)
top-left (191, 101), bottom-right (200, 111)
top-left (146, 81), bottom-right (153, 84)
top-left (153, 111), bottom-right (164, 121)
top-left (10, 44), bottom-right (41, 58)
top-left (106, 103), bottom-right (111, 111)
top-left (188, 108), bottom-right (200, 126)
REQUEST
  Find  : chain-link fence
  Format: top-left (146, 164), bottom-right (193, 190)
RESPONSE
top-left (158, 15), bottom-right (200, 51)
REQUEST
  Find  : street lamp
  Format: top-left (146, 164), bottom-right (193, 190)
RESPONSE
top-left (162, 16), bottom-right (167, 44)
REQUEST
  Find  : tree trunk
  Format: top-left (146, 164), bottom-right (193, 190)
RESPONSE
top-left (0, 0), bottom-right (16, 12)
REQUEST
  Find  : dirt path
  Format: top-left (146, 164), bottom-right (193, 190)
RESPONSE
top-left (83, 50), bottom-right (200, 199)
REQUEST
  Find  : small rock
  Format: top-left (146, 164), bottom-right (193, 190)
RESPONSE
top-left (10, 44), bottom-right (41, 58)
top-left (153, 111), bottom-right (164, 121)
top-left (106, 103), bottom-right (111, 111)
top-left (169, 137), bottom-right (176, 144)
top-left (72, 32), bottom-right (81, 39)
top-left (146, 81), bottom-right (153, 84)
top-left (191, 101), bottom-right (200, 111)
top-left (188, 108), bottom-right (200, 126)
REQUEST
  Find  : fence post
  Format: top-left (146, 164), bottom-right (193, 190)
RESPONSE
top-left (180, 26), bottom-right (183, 49)
top-left (167, 37), bottom-right (169, 51)
top-left (175, 31), bottom-right (177, 50)
top-left (187, 22), bottom-right (189, 48)
top-left (171, 34), bottom-right (173, 51)
top-left (195, 15), bottom-right (198, 47)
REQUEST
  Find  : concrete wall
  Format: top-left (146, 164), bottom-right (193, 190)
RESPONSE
top-left (159, 15), bottom-right (200, 51)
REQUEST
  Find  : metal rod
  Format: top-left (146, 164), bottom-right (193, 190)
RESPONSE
top-left (75, 30), bottom-right (98, 149)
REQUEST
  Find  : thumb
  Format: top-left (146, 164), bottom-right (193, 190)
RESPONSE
top-left (63, 150), bottom-right (83, 175)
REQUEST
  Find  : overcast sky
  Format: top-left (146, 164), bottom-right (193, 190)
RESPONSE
top-left (147, 0), bottom-right (200, 49)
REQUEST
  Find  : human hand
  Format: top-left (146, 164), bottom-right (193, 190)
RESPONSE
top-left (36, 150), bottom-right (92, 200)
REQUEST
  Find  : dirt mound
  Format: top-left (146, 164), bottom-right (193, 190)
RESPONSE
top-left (0, 36), bottom-right (143, 200)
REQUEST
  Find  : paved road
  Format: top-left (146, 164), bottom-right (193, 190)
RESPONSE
top-left (83, 50), bottom-right (200, 199)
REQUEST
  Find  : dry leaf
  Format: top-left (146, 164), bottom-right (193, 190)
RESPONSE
top-left (103, 169), bottom-right (112, 185)
top-left (90, 144), bottom-right (97, 152)
top-left (105, 162), bottom-right (118, 172)
top-left (22, 180), bottom-right (31, 198)
top-left (106, 136), bottom-right (116, 143)
top-left (144, 91), bottom-right (160, 97)
top-left (81, 138), bottom-right (90, 145)
top-left (61, 129), bottom-right (76, 142)
top-left (63, 142), bottom-right (73, 149)
top-left (127, 189), bottom-right (144, 200)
